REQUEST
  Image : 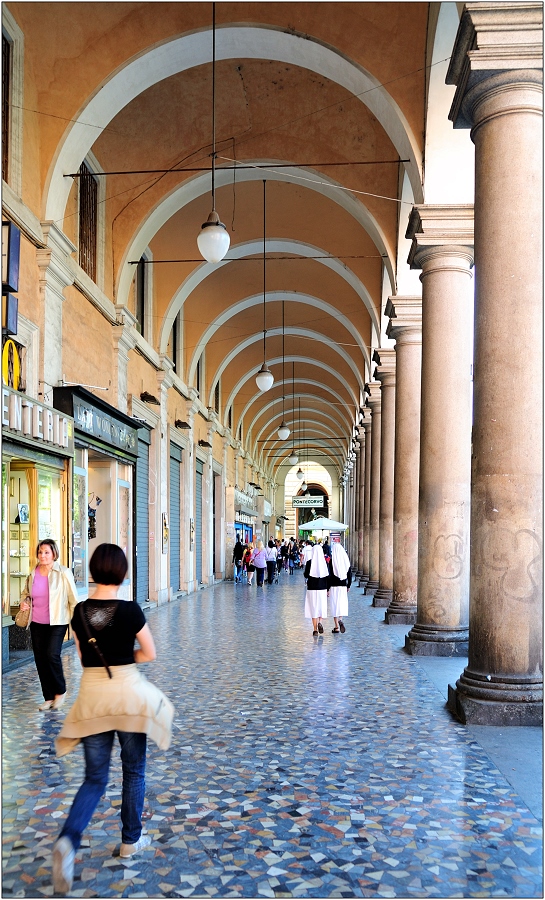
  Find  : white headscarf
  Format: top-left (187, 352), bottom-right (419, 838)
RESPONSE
top-left (331, 542), bottom-right (350, 579)
top-left (309, 543), bottom-right (329, 578)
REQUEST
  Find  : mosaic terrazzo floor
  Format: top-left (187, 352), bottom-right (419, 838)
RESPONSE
top-left (2, 572), bottom-right (543, 898)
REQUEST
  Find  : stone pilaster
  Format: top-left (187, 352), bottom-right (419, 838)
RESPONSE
top-left (356, 433), bottom-right (365, 576)
top-left (112, 306), bottom-right (138, 413)
top-left (183, 389), bottom-right (199, 594)
top-left (446, 3), bottom-right (543, 724)
top-left (349, 459), bottom-right (356, 562)
top-left (373, 349), bottom-right (396, 608)
top-left (404, 205), bottom-right (474, 656)
top-left (36, 223), bottom-right (76, 402)
top-left (153, 358), bottom-right (175, 604)
top-left (384, 297), bottom-right (422, 625)
top-left (360, 417), bottom-right (372, 588)
top-left (365, 382), bottom-right (381, 594)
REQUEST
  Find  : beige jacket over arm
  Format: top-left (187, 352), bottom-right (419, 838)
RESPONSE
top-left (21, 561), bottom-right (80, 625)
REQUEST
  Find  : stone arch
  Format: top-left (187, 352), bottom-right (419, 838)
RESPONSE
top-left (246, 394), bottom-right (352, 442)
top-left (45, 25), bottom-right (422, 223)
top-left (213, 334), bottom-right (365, 412)
top-left (122, 176), bottom-right (394, 317)
top-left (200, 288), bottom-right (371, 397)
top-left (227, 356), bottom-right (359, 427)
top-left (237, 380), bottom-right (354, 433)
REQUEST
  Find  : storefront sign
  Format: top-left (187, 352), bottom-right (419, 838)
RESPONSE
top-left (234, 488), bottom-right (256, 517)
top-left (264, 499), bottom-right (272, 517)
top-left (73, 398), bottom-right (138, 454)
top-left (1, 386), bottom-right (74, 455)
top-left (292, 496), bottom-right (325, 508)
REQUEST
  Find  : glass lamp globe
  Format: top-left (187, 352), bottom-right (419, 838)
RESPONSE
top-left (277, 421), bottom-right (290, 440)
top-left (255, 363), bottom-right (274, 392)
top-left (296, 467), bottom-right (304, 480)
top-left (197, 211), bottom-right (230, 263)
top-left (301, 481), bottom-right (308, 492)
top-left (288, 451), bottom-right (298, 465)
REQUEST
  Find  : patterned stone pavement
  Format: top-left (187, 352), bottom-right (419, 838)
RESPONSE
top-left (2, 571), bottom-right (543, 898)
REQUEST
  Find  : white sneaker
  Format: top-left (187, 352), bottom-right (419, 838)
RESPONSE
top-left (120, 833), bottom-right (151, 858)
top-left (52, 836), bottom-right (75, 893)
top-left (51, 693), bottom-right (66, 710)
top-left (38, 700), bottom-right (53, 711)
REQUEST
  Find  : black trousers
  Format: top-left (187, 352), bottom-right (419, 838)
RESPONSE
top-left (30, 622), bottom-right (68, 700)
top-left (266, 561), bottom-right (276, 583)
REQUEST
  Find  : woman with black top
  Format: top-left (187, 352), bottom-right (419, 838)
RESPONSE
top-left (304, 544), bottom-right (329, 636)
top-left (328, 542), bottom-right (352, 633)
top-left (52, 544), bottom-right (173, 894)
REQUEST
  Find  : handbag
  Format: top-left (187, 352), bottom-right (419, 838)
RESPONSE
top-left (15, 600), bottom-right (32, 629)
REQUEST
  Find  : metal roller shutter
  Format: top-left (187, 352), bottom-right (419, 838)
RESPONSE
top-left (135, 431), bottom-right (151, 605)
top-left (195, 459), bottom-right (203, 584)
top-left (169, 446), bottom-right (182, 593)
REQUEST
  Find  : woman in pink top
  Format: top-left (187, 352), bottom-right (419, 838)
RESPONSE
top-left (19, 539), bottom-right (79, 711)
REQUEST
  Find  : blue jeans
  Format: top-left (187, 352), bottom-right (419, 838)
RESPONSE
top-left (256, 566), bottom-right (265, 586)
top-left (234, 562), bottom-right (242, 582)
top-left (59, 731), bottom-right (147, 850)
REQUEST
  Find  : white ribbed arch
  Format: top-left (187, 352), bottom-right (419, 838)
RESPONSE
top-left (193, 287), bottom-right (371, 391)
top-left (45, 25), bottom-right (422, 223)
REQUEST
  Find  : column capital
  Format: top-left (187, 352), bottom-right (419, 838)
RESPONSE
top-left (157, 356), bottom-right (175, 392)
top-left (447, 2), bottom-right (543, 130)
top-left (374, 347), bottom-right (396, 387)
top-left (366, 381), bottom-right (382, 412)
top-left (385, 295), bottom-right (422, 342)
top-left (406, 205), bottom-right (474, 272)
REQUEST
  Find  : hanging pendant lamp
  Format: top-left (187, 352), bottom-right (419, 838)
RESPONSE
top-left (256, 180), bottom-right (274, 392)
top-left (288, 364), bottom-right (298, 462)
top-left (277, 298), bottom-right (290, 439)
top-left (197, 3), bottom-right (230, 263)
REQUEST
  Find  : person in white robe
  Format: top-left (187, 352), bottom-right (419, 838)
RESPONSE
top-left (304, 544), bottom-right (329, 636)
top-left (328, 542), bottom-right (352, 633)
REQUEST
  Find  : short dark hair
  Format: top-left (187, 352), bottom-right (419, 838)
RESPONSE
top-left (268, 539), bottom-right (274, 547)
top-left (37, 539), bottom-right (59, 561)
top-left (89, 543), bottom-right (128, 586)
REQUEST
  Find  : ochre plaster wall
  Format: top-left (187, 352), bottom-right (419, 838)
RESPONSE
top-left (61, 288), bottom-right (114, 394)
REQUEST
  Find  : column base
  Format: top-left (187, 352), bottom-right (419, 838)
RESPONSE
top-left (358, 573), bottom-right (370, 588)
top-left (365, 580), bottom-right (379, 595)
top-left (405, 623), bottom-right (469, 657)
top-left (385, 603), bottom-right (417, 625)
top-left (448, 670), bottom-right (543, 725)
top-left (372, 587), bottom-right (392, 608)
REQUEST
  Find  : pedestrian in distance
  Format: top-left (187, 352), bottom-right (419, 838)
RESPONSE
top-left (19, 538), bottom-right (80, 711)
top-left (244, 543), bottom-right (255, 585)
top-left (328, 542), bottom-right (352, 633)
top-left (232, 534), bottom-right (244, 583)
top-left (304, 544), bottom-right (329, 636)
top-left (265, 540), bottom-right (278, 584)
top-left (275, 540), bottom-right (283, 575)
top-left (52, 543), bottom-right (174, 893)
top-left (251, 540), bottom-right (267, 587)
top-left (288, 540), bottom-right (299, 574)
top-left (302, 540), bottom-right (314, 572)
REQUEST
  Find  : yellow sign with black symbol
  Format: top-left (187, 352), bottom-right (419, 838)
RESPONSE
top-left (2, 338), bottom-right (21, 388)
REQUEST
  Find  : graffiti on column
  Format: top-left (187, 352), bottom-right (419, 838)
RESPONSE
top-left (432, 533), bottom-right (464, 580)
top-left (478, 526), bottom-right (542, 603)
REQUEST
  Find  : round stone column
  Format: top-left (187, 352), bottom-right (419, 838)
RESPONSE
top-left (404, 206), bottom-right (474, 655)
top-left (365, 383), bottom-right (381, 594)
top-left (356, 432), bottom-right (365, 577)
top-left (360, 416), bottom-right (372, 589)
top-left (383, 297), bottom-right (422, 625)
top-left (373, 350), bottom-right (396, 608)
top-left (446, 3), bottom-right (543, 724)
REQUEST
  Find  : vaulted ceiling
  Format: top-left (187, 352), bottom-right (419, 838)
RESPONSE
top-left (14, 1), bottom-right (432, 481)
